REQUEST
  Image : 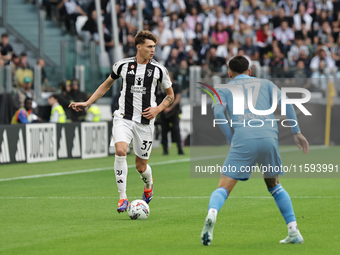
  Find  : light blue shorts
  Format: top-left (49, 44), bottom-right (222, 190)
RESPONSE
top-left (222, 137), bottom-right (283, 181)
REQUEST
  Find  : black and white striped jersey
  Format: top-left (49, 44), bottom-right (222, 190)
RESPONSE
top-left (111, 57), bottom-right (172, 125)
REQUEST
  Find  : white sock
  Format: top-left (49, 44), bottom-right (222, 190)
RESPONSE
top-left (208, 208), bottom-right (218, 218)
top-left (114, 155), bottom-right (128, 200)
top-left (140, 164), bottom-right (153, 189)
top-left (287, 221), bottom-right (299, 233)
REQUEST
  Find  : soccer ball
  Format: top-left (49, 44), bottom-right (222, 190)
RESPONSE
top-left (127, 200), bottom-right (150, 220)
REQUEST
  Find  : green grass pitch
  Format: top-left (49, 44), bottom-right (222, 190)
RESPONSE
top-left (0, 146), bottom-right (339, 255)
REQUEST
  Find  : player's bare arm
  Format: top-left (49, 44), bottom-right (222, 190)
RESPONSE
top-left (294, 132), bottom-right (309, 154)
top-left (69, 76), bottom-right (116, 112)
top-left (164, 91), bottom-right (181, 114)
top-left (142, 87), bottom-right (174, 120)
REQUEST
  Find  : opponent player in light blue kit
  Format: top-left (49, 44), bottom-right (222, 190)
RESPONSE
top-left (201, 56), bottom-right (309, 245)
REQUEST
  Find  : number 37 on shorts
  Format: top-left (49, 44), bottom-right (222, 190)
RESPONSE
top-left (141, 140), bottom-right (152, 151)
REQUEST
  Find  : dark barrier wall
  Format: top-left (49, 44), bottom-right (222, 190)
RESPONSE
top-left (0, 122), bottom-right (112, 165)
top-left (0, 124), bottom-right (26, 164)
top-left (192, 103), bottom-right (340, 146)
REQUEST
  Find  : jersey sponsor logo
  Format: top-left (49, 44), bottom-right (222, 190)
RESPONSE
top-left (136, 77), bottom-right (143, 85)
top-left (147, 69), bottom-right (153, 77)
top-left (15, 129), bottom-right (26, 162)
top-left (128, 70), bottom-right (135, 75)
top-left (0, 130), bottom-right (10, 163)
top-left (131, 85), bottom-right (146, 94)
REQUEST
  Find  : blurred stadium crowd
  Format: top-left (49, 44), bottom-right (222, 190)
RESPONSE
top-left (36, 0), bottom-right (340, 97)
top-left (2, 0), bottom-right (340, 124)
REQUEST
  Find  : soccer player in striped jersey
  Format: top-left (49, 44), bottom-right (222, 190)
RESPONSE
top-left (69, 31), bottom-right (174, 213)
top-left (200, 56), bottom-right (309, 245)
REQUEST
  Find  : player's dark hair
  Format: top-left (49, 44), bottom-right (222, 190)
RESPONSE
top-left (135, 30), bottom-right (157, 46)
top-left (1, 33), bottom-right (8, 38)
top-left (228, 56), bottom-right (249, 74)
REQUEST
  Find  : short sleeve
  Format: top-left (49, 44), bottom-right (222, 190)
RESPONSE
top-left (161, 67), bottom-right (172, 89)
top-left (111, 61), bottom-right (122, 80)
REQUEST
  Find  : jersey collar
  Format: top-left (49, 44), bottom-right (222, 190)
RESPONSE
top-left (235, 74), bottom-right (251, 79)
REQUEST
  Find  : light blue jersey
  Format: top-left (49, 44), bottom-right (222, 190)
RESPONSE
top-left (214, 74), bottom-right (300, 144)
top-left (212, 74), bottom-right (301, 180)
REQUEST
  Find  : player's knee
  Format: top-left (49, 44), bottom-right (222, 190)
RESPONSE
top-left (136, 163), bottom-right (147, 173)
top-left (115, 148), bottom-right (127, 156)
top-left (264, 177), bottom-right (280, 188)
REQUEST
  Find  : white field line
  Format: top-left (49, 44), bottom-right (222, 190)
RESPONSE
top-left (0, 196), bottom-right (339, 199)
top-left (0, 145), bottom-right (329, 182)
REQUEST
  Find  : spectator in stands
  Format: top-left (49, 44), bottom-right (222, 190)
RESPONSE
top-left (315, 0), bottom-right (333, 18)
top-left (300, 0), bottom-right (315, 16)
top-left (48, 94), bottom-right (67, 123)
top-left (211, 22), bottom-right (229, 47)
top-left (293, 3), bottom-right (313, 32)
top-left (315, 21), bottom-right (334, 49)
top-left (310, 48), bottom-right (335, 73)
top-left (125, 4), bottom-right (139, 34)
top-left (256, 23), bottom-right (273, 62)
top-left (193, 22), bottom-right (204, 49)
top-left (206, 47), bottom-right (226, 77)
top-left (186, 48), bottom-right (198, 66)
top-left (167, 0), bottom-right (186, 18)
top-left (123, 34), bottom-right (137, 58)
top-left (57, 0), bottom-right (87, 32)
top-left (149, 7), bottom-right (163, 29)
top-left (277, 0), bottom-right (297, 17)
top-left (242, 36), bottom-right (260, 61)
top-left (166, 12), bottom-right (183, 30)
top-left (260, 0), bottom-right (276, 19)
top-left (209, 6), bottom-right (228, 30)
top-left (194, 33), bottom-right (210, 65)
top-left (58, 80), bottom-right (73, 122)
top-left (232, 19), bottom-right (252, 47)
top-left (297, 49), bottom-right (312, 75)
top-left (310, 61), bottom-right (329, 97)
top-left (71, 78), bottom-right (87, 121)
top-left (152, 20), bottom-right (173, 63)
top-left (331, 35), bottom-right (340, 67)
top-left (289, 36), bottom-right (310, 66)
top-left (0, 34), bottom-right (13, 64)
top-left (118, 17), bottom-right (129, 45)
top-left (272, 7), bottom-right (293, 29)
top-left (267, 46), bottom-right (288, 78)
top-left (332, 10), bottom-right (340, 38)
top-left (313, 10), bottom-right (331, 32)
top-left (249, 7), bottom-right (269, 31)
top-left (240, 0), bottom-right (260, 15)
top-left (173, 21), bottom-right (196, 45)
top-left (14, 76), bottom-right (38, 114)
top-left (273, 19), bottom-right (295, 55)
top-left (15, 53), bottom-right (33, 87)
top-left (81, 9), bottom-right (99, 45)
top-left (185, 6), bottom-right (204, 32)
top-left (11, 97), bottom-right (40, 124)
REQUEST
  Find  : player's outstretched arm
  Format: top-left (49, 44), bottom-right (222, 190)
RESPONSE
top-left (69, 76), bottom-right (116, 112)
top-left (142, 86), bottom-right (174, 120)
top-left (294, 132), bottom-right (309, 154)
